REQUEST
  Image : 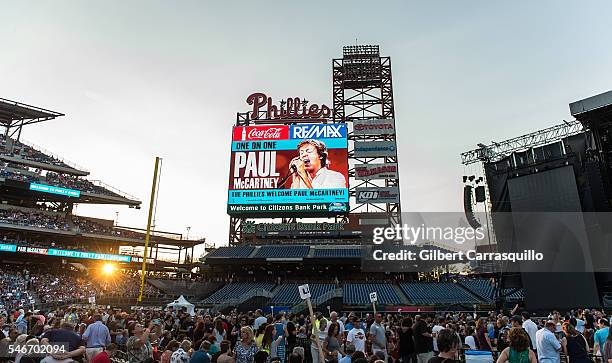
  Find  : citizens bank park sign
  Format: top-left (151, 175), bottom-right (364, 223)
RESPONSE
top-left (354, 163), bottom-right (398, 180)
top-left (242, 221), bottom-right (346, 234)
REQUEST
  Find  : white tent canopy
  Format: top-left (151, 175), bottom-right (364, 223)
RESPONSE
top-left (167, 295), bottom-right (195, 316)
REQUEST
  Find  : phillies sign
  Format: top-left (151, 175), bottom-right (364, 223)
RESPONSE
top-left (247, 92), bottom-right (332, 120)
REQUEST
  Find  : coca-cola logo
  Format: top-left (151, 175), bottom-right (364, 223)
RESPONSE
top-left (247, 127), bottom-right (283, 139)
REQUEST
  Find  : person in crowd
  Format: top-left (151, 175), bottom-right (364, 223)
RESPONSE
top-left (171, 340), bottom-right (192, 363)
top-left (370, 314), bottom-right (387, 360)
top-left (273, 314), bottom-right (286, 363)
top-left (233, 327), bottom-right (258, 363)
top-left (40, 321), bottom-right (86, 363)
top-left (561, 322), bottom-right (590, 363)
top-left (162, 340), bottom-right (181, 363)
top-left (431, 318), bottom-right (445, 355)
top-left (595, 318), bottom-right (610, 358)
top-left (347, 317), bottom-right (366, 354)
top-left (190, 341), bottom-right (212, 363)
top-left (329, 312), bottom-right (345, 338)
top-left (83, 313), bottom-right (112, 361)
top-left (338, 344), bottom-right (355, 363)
top-left (255, 324), bottom-right (267, 348)
top-left (426, 329), bottom-right (460, 363)
top-left (476, 317), bottom-right (492, 351)
top-left (254, 311), bottom-right (267, 331)
top-left (535, 321), bottom-right (564, 363)
top-left (521, 312), bottom-right (538, 354)
top-left (603, 328), bottom-right (612, 363)
top-left (413, 315), bottom-right (434, 363)
top-left (286, 317), bottom-right (297, 356)
top-left (91, 343), bottom-right (119, 363)
top-left (126, 322), bottom-right (154, 363)
top-left (323, 322), bottom-right (343, 362)
top-left (287, 352), bottom-right (302, 363)
top-left (496, 317), bottom-right (511, 352)
top-left (214, 319), bottom-right (227, 346)
top-left (399, 317), bottom-right (415, 363)
top-left (261, 324), bottom-right (284, 361)
top-left (311, 318), bottom-right (327, 363)
top-left (464, 327), bottom-right (477, 350)
top-left (214, 340), bottom-right (234, 363)
top-left (496, 327), bottom-right (537, 363)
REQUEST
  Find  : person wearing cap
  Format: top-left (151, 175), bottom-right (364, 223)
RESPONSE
top-left (535, 321), bottom-right (565, 363)
top-left (594, 318), bottom-right (610, 357)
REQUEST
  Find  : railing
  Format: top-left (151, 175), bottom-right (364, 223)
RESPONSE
top-left (291, 288), bottom-right (342, 313)
top-left (89, 180), bottom-right (140, 201)
top-left (212, 288), bottom-right (274, 311)
top-left (15, 137), bottom-right (89, 173)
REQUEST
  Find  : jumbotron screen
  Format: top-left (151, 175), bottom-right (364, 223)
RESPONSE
top-left (228, 123), bottom-right (349, 216)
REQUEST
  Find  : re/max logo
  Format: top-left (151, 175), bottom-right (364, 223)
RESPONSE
top-left (290, 124), bottom-right (345, 139)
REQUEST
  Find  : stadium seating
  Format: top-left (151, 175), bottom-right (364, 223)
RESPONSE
top-left (458, 279), bottom-right (495, 302)
top-left (400, 282), bottom-right (481, 305)
top-left (0, 136), bottom-right (78, 171)
top-left (313, 247), bottom-right (361, 258)
top-left (343, 283), bottom-right (402, 305)
top-left (502, 288), bottom-right (524, 302)
top-left (254, 245), bottom-right (310, 258)
top-left (0, 267), bottom-right (32, 310)
top-left (272, 283), bottom-right (336, 305)
top-left (205, 246), bottom-right (255, 258)
top-left (203, 282), bottom-right (276, 304)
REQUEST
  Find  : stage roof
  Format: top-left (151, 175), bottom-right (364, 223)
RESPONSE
top-left (0, 98), bottom-right (64, 127)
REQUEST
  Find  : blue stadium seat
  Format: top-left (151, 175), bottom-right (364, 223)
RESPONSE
top-left (206, 246), bottom-right (255, 258)
top-left (313, 248), bottom-right (361, 258)
top-left (342, 283), bottom-right (401, 305)
top-left (272, 284), bottom-right (336, 305)
top-left (254, 245), bottom-right (310, 258)
top-left (458, 279), bottom-right (495, 302)
top-left (400, 282), bottom-right (481, 305)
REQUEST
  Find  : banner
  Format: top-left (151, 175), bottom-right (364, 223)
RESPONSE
top-left (355, 163), bottom-right (398, 180)
top-left (353, 119), bottom-right (395, 135)
top-left (2, 245), bottom-right (132, 262)
top-left (228, 124), bottom-right (349, 216)
top-left (354, 141), bottom-right (397, 157)
top-left (29, 183), bottom-right (80, 197)
top-left (356, 187), bottom-right (400, 203)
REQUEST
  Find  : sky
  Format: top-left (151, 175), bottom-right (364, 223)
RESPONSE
top-left (2, 0), bottom-right (612, 257)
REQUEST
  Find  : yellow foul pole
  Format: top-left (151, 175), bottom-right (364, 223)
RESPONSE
top-left (138, 157), bottom-right (160, 303)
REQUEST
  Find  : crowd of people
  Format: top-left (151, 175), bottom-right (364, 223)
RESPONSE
top-left (0, 265), bottom-right (164, 309)
top-left (0, 208), bottom-right (144, 240)
top-left (1, 301), bottom-right (611, 363)
top-left (0, 136), bottom-right (77, 171)
top-left (0, 268), bottom-right (32, 312)
top-left (0, 210), bottom-right (70, 231)
top-left (0, 166), bottom-right (126, 200)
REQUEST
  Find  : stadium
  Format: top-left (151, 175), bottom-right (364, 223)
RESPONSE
top-left (2, 39), bottom-right (612, 363)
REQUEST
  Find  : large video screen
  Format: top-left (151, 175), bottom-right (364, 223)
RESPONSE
top-left (228, 123), bottom-right (349, 216)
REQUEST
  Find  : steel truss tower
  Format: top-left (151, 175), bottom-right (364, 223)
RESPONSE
top-left (332, 45), bottom-right (402, 227)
